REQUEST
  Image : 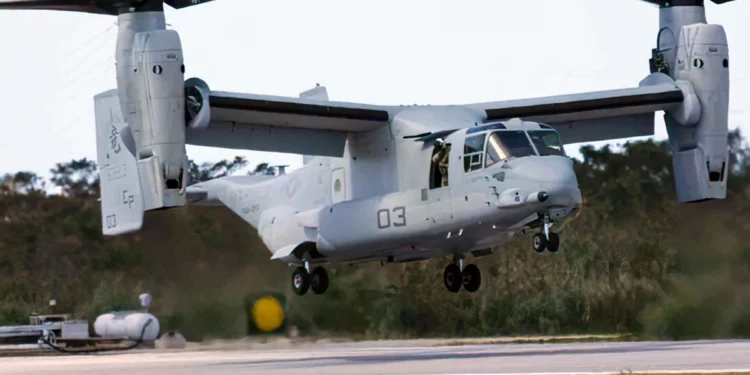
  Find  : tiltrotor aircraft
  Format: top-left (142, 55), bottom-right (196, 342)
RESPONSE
top-left (0, 0), bottom-right (739, 295)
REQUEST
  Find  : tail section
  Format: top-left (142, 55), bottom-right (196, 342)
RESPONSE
top-left (186, 175), bottom-right (278, 226)
top-left (94, 90), bottom-right (145, 235)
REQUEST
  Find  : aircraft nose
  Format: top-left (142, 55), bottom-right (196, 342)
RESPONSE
top-left (510, 156), bottom-right (578, 187)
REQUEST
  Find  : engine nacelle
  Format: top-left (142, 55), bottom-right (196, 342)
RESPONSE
top-left (130, 30), bottom-right (189, 209)
top-left (665, 23), bottom-right (730, 202)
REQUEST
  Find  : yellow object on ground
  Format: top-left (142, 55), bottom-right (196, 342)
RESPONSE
top-left (251, 296), bottom-right (285, 333)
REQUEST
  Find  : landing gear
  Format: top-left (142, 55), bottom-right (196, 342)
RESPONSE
top-left (292, 267), bottom-right (310, 295)
top-left (462, 264), bottom-right (481, 293)
top-left (547, 233), bottom-right (560, 253)
top-left (310, 267), bottom-right (329, 295)
top-left (444, 264), bottom-right (462, 293)
top-left (292, 263), bottom-right (330, 296)
top-left (532, 213), bottom-right (561, 253)
top-left (533, 233), bottom-right (547, 253)
top-left (444, 258), bottom-right (481, 293)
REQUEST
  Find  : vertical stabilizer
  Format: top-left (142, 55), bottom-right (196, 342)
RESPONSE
top-left (94, 90), bottom-right (145, 235)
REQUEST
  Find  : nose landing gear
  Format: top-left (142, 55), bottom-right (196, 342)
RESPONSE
top-left (532, 213), bottom-right (561, 253)
top-left (444, 256), bottom-right (482, 293)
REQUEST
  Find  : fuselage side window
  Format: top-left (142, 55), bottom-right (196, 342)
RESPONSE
top-left (528, 130), bottom-right (564, 156)
top-left (485, 131), bottom-right (537, 168)
top-left (464, 134), bottom-right (486, 172)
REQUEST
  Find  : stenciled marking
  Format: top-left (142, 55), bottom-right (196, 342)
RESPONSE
top-left (122, 190), bottom-right (135, 209)
top-left (110, 124), bottom-right (121, 155)
top-left (106, 165), bottom-right (127, 182)
top-left (378, 206), bottom-right (407, 229)
top-left (105, 214), bottom-right (117, 229)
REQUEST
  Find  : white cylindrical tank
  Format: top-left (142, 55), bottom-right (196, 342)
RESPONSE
top-left (94, 312), bottom-right (160, 341)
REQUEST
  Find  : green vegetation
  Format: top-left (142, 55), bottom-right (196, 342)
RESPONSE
top-left (1, 132), bottom-right (749, 341)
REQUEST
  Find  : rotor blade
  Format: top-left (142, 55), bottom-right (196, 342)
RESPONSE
top-left (0, 0), bottom-right (214, 14)
top-left (0, 0), bottom-right (112, 14)
top-left (641, 0), bottom-right (738, 6)
top-left (641, 0), bottom-right (703, 6)
top-left (164, 0), bottom-right (215, 9)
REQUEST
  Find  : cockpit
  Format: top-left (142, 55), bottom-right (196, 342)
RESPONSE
top-left (463, 122), bottom-right (564, 173)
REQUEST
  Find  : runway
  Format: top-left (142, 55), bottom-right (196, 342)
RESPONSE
top-left (1, 339), bottom-right (749, 374)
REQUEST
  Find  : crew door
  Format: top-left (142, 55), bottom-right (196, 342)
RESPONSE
top-left (427, 139), bottom-right (456, 224)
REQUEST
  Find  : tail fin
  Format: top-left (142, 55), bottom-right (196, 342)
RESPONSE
top-left (300, 85), bottom-right (329, 165)
top-left (94, 90), bottom-right (145, 235)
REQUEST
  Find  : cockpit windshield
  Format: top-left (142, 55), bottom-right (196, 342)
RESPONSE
top-left (485, 131), bottom-right (537, 168)
top-left (528, 130), bottom-right (564, 156)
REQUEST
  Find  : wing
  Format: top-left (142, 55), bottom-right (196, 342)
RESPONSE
top-left (186, 90), bottom-right (391, 157)
top-left (468, 73), bottom-right (686, 144)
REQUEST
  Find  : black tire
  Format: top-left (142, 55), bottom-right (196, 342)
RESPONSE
top-left (533, 233), bottom-right (548, 253)
top-left (310, 267), bottom-right (329, 295)
top-left (547, 233), bottom-right (560, 253)
top-left (444, 264), bottom-right (462, 293)
top-left (292, 267), bottom-right (310, 296)
top-left (462, 264), bottom-right (481, 293)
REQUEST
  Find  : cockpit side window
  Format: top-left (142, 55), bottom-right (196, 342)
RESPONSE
top-left (485, 131), bottom-right (537, 167)
top-left (528, 130), bottom-right (564, 156)
top-left (464, 134), bottom-right (486, 172)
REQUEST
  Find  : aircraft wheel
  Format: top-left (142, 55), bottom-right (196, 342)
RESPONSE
top-left (310, 267), bottom-right (329, 295)
top-left (444, 264), bottom-right (462, 293)
top-left (547, 233), bottom-right (560, 253)
top-left (462, 264), bottom-right (481, 293)
top-left (292, 267), bottom-right (310, 296)
top-left (533, 233), bottom-right (548, 253)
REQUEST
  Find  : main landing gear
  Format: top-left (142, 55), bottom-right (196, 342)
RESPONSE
top-left (444, 256), bottom-right (481, 293)
top-left (292, 262), bottom-right (329, 296)
top-left (532, 213), bottom-right (560, 253)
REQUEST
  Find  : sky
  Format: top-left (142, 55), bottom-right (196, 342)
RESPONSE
top-left (0, 0), bottom-right (747, 180)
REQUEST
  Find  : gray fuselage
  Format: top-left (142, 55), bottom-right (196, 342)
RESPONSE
top-left (189, 106), bottom-right (583, 265)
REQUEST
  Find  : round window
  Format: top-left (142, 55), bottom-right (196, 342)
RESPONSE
top-left (334, 179), bottom-right (342, 193)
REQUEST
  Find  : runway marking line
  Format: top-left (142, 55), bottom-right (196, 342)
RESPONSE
top-left (448, 370), bottom-right (750, 375)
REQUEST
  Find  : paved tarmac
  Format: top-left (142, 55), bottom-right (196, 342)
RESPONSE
top-left (1, 339), bottom-right (749, 374)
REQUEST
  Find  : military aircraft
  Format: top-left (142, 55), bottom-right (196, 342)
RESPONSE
top-left (0, 0), bottom-right (738, 295)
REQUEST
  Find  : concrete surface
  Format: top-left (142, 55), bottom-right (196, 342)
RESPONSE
top-left (1, 339), bottom-right (749, 374)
